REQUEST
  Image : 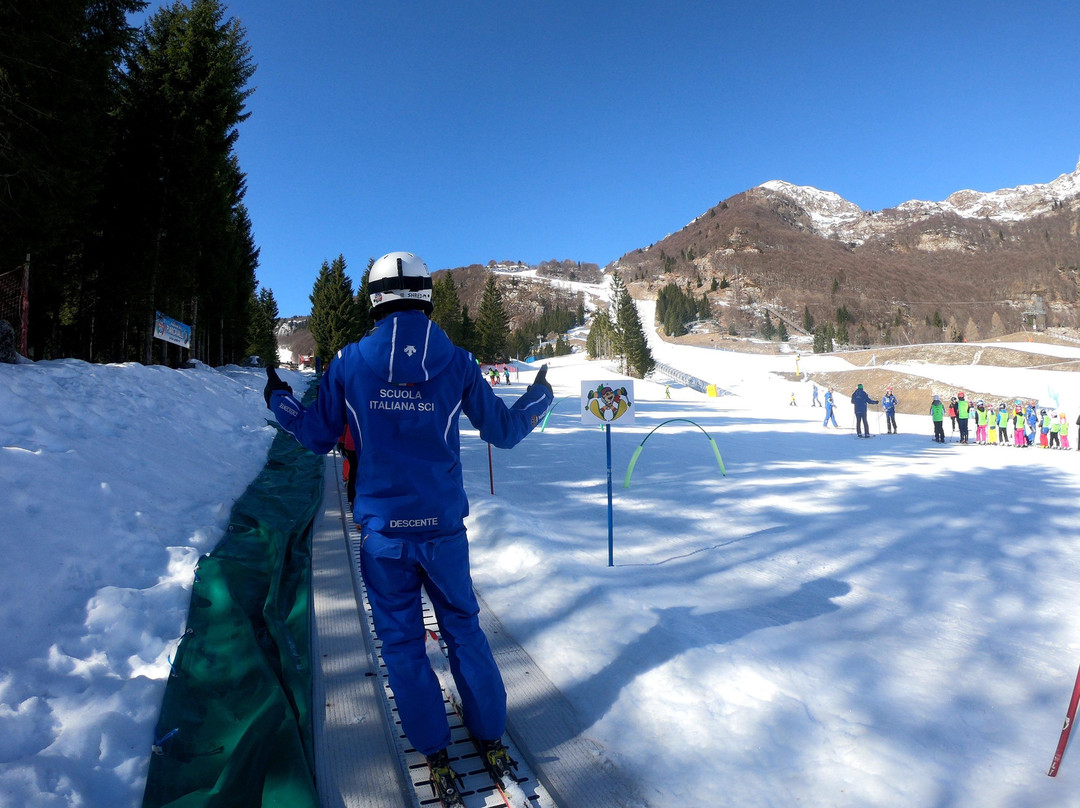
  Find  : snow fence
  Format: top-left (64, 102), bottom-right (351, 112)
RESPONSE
top-left (142, 393), bottom-right (324, 808)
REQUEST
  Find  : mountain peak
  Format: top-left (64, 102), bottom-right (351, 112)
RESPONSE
top-left (756, 180), bottom-right (863, 238)
top-left (756, 160), bottom-right (1080, 242)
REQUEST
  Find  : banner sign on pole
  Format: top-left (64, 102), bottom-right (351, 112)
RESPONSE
top-left (582, 380), bottom-right (635, 566)
top-left (581, 380), bottom-right (635, 424)
top-left (154, 311), bottom-right (191, 349)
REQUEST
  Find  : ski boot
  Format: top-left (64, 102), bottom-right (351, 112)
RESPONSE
top-left (478, 738), bottom-right (518, 787)
top-left (426, 749), bottom-right (464, 807)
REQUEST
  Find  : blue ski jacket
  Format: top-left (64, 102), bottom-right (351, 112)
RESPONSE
top-left (882, 393), bottom-right (897, 414)
top-left (271, 310), bottom-right (552, 537)
top-left (850, 387), bottom-right (878, 415)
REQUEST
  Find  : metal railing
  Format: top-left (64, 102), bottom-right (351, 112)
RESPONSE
top-left (652, 361), bottom-right (731, 396)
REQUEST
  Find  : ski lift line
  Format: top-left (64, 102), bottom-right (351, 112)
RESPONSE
top-left (623, 418), bottom-right (726, 488)
top-left (653, 361), bottom-right (710, 394)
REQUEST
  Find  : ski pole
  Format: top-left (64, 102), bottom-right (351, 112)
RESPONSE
top-left (1048, 661), bottom-right (1080, 776)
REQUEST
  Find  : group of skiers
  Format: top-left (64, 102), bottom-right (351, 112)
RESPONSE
top-left (818, 384), bottom-right (899, 437)
top-left (817, 383), bottom-right (1076, 448)
top-left (930, 393), bottom-right (1074, 448)
top-left (484, 365), bottom-right (513, 387)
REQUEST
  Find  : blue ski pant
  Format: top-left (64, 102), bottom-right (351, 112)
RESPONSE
top-left (359, 528), bottom-right (506, 755)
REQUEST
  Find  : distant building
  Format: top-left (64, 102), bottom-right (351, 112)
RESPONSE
top-left (1023, 294), bottom-right (1047, 331)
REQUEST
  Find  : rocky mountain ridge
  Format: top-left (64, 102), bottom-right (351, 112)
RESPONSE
top-left (757, 157), bottom-right (1080, 245)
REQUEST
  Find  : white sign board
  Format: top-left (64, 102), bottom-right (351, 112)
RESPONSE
top-left (581, 380), bottom-right (635, 425)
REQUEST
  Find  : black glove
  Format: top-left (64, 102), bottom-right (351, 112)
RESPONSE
top-left (264, 367), bottom-right (292, 409)
top-left (531, 364), bottom-right (553, 396)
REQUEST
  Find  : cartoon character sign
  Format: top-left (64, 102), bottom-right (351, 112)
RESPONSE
top-left (582, 380), bottom-right (635, 424)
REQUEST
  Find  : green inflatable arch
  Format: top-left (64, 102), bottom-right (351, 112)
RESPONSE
top-left (623, 418), bottom-right (726, 488)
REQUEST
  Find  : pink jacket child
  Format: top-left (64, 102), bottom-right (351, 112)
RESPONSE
top-left (1014, 407), bottom-right (1027, 447)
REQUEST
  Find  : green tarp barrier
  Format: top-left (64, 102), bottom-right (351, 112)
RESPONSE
top-left (143, 400), bottom-right (325, 808)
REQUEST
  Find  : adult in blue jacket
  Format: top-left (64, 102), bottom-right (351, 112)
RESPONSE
top-left (823, 388), bottom-right (838, 427)
top-left (266, 252), bottom-right (553, 801)
top-left (850, 383), bottom-right (879, 437)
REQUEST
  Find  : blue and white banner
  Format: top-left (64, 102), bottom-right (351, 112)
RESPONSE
top-left (153, 311), bottom-right (191, 349)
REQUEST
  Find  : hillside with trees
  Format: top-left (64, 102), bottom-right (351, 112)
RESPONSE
top-left (610, 174), bottom-right (1080, 348)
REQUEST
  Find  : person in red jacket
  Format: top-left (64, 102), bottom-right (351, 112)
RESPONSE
top-left (337, 423), bottom-right (357, 505)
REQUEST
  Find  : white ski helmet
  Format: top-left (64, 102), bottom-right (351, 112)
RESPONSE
top-left (368, 251), bottom-right (433, 317)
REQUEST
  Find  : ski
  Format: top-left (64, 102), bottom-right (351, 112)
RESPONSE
top-left (425, 629), bottom-right (551, 808)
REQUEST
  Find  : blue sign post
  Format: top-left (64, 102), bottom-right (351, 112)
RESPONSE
top-left (581, 380), bottom-right (635, 567)
top-left (605, 423), bottom-right (614, 566)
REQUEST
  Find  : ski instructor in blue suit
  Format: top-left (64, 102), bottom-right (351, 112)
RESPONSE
top-left (265, 252), bottom-right (553, 802)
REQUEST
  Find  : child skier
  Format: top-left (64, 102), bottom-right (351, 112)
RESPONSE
top-left (882, 387), bottom-right (899, 434)
top-left (1014, 406), bottom-right (1027, 447)
top-left (975, 400), bottom-right (989, 444)
top-left (996, 403), bottom-right (1009, 445)
top-left (1061, 413), bottom-right (1071, 450)
top-left (955, 393), bottom-right (971, 444)
top-left (1050, 412), bottom-right (1061, 449)
top-left (930, 395), bottom-right (946, 442)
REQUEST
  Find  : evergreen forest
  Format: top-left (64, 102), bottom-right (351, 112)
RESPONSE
top-left (0, 0), bottom-right (273, 364)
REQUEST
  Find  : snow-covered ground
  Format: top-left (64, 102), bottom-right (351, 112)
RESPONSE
top-left (4, 312), bottom-right (1080, 807)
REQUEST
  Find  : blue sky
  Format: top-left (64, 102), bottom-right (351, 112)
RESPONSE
top-left (140, 1), bottom-right (1080, 316)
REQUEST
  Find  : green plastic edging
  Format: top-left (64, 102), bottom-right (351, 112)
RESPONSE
top-left (143, 390), bottom-right (325, 808)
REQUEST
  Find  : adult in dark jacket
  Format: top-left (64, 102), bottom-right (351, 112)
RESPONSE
top-left (266, 252), bottom-right (553, 802)
top-left (850, 383), bottom-right (878, 437)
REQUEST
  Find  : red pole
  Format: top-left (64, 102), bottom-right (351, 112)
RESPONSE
top-left (487, 443), bottom-right (494, 494)
top-left (1048, 662), bottom-right (1080, 776)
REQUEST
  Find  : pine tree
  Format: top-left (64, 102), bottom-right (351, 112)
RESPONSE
top-left (586, 311), bottom-right (615, 359)
top-left (475, 276), bottom-right (509, 362)
top-left (803, 305), bottom-right (814, 332)
top-left (610, 271), bottom-right (653, 378)
top-left (309, 254), bottom-right (360, 362)
top-left (245, 286), bottom-right (278, 366)
top-left (760, 311), bottom-right (776, 340)
top-left (355, 257), bottom-right (374, 336)
top-left (432, 270), bottom-right (464, 344)
top-left (0, 0), bottom-right (143, 358)
top-left (98, 0), bottom-right (257, 364)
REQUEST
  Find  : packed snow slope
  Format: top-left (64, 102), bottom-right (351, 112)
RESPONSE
top-left (4, 322), bottom-right (1080, 807)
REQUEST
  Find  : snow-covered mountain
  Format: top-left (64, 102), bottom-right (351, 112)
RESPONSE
top-left (756, 157), bottom-right (1080, 245)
